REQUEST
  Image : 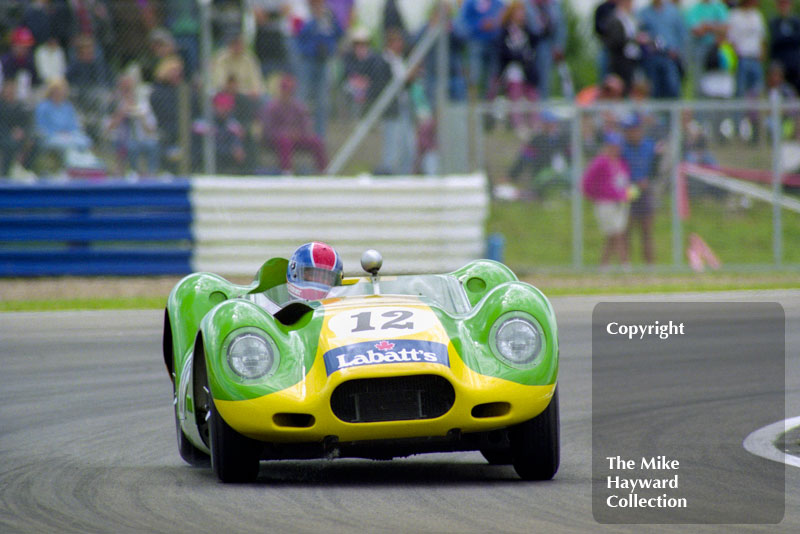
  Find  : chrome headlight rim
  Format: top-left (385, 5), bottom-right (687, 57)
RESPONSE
top-left (489, 311), bottom-right (546, 369)
top-left (223, 327), bottom-right (280, 380)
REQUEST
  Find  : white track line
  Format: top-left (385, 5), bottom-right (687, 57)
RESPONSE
top-left (743, 416), bottom-right (800, 468)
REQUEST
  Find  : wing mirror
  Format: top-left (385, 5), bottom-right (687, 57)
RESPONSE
top-left (361, 249), bottom-right (383, 294)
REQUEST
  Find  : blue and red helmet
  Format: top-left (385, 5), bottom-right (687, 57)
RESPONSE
top-left (286, 242), bottom-right (343, 300)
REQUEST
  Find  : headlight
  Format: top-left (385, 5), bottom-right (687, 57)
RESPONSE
top-left (225, 329), bottom-right (278, 379)
top-left (490, 313), bottom-right (544, 368)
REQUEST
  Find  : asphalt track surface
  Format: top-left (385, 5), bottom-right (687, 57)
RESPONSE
top-left (1, 291), bottom-right (798, 534)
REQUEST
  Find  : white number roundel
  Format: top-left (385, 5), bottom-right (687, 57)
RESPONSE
top-left (327, 307), bottom-right (441, 340)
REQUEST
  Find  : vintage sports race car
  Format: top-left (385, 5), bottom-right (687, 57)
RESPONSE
top-left (163, 251), bottom-right (559, 483)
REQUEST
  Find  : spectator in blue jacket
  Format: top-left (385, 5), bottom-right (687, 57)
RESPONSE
top-left (458, 0), bottom-right (504, 99)
top-left (621, 113), bottom-right (659, 264)
top-left (34, 77), bottom-right (92, 153)
top-left (637, 0), bottom-right (688, 98)
top-left (297, 0), bottom-right (343, 139)
top-left (524, 0), bottom-right (567, 100)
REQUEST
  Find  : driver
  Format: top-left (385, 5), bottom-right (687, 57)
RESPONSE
top-left (286, 242), bottom-right (343, 300)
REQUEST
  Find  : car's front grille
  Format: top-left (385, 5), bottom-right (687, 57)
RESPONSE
top-left (330, 375), bottom-right (455, 423)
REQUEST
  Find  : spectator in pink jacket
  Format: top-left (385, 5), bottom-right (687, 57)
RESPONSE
top-left (582, 130), bottom-right (632, 268)
top-left (260, 74), bottom-right (327, 174)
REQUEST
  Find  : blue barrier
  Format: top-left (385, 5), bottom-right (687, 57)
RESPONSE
top-left (2, 174), bottom-right (489, 277)
top-left (0, 181), bottom-right (191, 209)
top-left (0, 250), bottom-right (192, 276)
top-left (0, 180), bottom-right (193, 276)
top-left (0, 214), bottom-right (192, 242)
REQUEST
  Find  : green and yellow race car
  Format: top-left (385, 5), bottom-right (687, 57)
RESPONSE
top-left (163, 249), bottom-right (559, 483)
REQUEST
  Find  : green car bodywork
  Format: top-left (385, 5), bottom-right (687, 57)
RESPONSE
top-left (163, 258), bottom-right (559, 483)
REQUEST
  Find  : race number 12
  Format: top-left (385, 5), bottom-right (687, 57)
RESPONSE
top-left (351, 310), bottom-right (414, 332)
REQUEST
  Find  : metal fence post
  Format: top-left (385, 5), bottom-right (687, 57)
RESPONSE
top-left (771, 95), bottom-right (783, 266)
top-left (435, 0), bottom-right (450, 175)
top-left (570, 107), bottom-right (583, 269)
top-left (177, 82), bottom-right (191, 176)
top-left (472, 104), bottom-right (486, 174)
top-left (670, 105), bottom-right (683, 268)
top-left (199, 0), bottom-right (215, 175)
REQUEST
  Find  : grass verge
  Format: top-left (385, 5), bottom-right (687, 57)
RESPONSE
top-left (1, 274), bottom-right (797, 311)
top-left (489, 198), bottom-right (800, 267)
top-left (0, 297), bottom-right (166, 312)
top-left (529, 276), bottom-right (800, 296)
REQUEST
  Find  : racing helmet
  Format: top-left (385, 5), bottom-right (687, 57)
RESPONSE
top-left (286, 242), bottom-right (343, 300)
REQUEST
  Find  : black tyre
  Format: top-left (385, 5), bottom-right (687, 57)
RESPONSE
top-left (209, 395), bottom-right (262, 483)
top-left (480, 448), bottom-right (512, 465)
top-left (175, 411), bottom-right (210, 467)
top-left (509, 387), bottom-right (560, 481)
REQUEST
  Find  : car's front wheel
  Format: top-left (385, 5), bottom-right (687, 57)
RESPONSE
top-left (175, 410), bottom-right (210, 466)
top-left (480, 448), bottom-right (512, 465)
top-left (195, 336), bottom-right (262, 483)
top-left (208, 393), bottom-right (263, 483)
top-left (509, 387), bottom-right (560, 481)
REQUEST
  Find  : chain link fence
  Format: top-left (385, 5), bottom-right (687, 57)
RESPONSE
top-left (0, 0), bottom-right (463, 179)
top-left (3, 1), bottom-right (798, 274)
top-left (476, 98), bottom-right (800, 272)
top-left (0, 0), bottom-right (581, 181)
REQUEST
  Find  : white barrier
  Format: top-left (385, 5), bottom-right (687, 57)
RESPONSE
top-left (682, 163), bottom-right (800, 213)
top-left (190, 174), bottom-right (489, 275)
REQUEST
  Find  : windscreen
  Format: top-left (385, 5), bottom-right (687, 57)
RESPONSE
top-left (253, 275), bottom-right (471, 315)
top-left (327, 275), bottom-right (471, 315)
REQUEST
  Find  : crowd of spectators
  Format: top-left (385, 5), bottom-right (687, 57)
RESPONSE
top-left (595, 0), bottom-right (800, 103)
top-left (0, 0), bottom-right (571, 179)
top-left (1, 1), bottom-right (799, 180)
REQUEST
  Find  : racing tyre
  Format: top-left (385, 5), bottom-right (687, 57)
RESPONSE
top-left (175, 411), bottom-right (210, 467)
top-left (209, 398), bottom-right (262, 483)
top-left (509, 387), bottom-right (560, 481)
top-left (480, 448), bottom-right (512, 465)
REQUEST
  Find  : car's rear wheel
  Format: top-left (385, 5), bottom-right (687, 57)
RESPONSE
top-left (175, 410), bottom-right (210, 466)
top-left (509, 387), bottom-right (560, 481)
top-left (208, 391), bottom-right (262, 483)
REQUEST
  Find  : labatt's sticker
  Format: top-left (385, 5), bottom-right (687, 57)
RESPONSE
top-left (323, 339), bottom-right (449, 376)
